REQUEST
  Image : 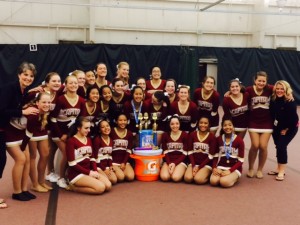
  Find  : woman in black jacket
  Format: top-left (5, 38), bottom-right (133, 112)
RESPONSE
top-left (269, 80), bottom-right (299, 181)
top-left (0, 62), bottom-right (39, 202)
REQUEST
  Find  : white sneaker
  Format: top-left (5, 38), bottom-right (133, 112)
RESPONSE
top-left (46, 172), bottom-right (60, 183)
top-left (57, 178), bottom-right (68, 189)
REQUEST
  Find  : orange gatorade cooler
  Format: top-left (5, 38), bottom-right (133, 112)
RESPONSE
top-left (130, 154), bottom-right (164, 181)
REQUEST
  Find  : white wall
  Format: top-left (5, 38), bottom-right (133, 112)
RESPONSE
top-left (0, 0), bottom-right (300, 49)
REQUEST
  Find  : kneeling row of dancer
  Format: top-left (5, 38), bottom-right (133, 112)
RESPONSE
top-left (66, 114), bottom-right (244, 195)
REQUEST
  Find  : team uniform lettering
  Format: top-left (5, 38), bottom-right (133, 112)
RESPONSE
top-left (60, 108), bottom-right (81, 116)
top-left (167, 143), bottom-right (184, 150)
top-left (193, 142), bottom-right (209, 152)
top-left (113, 139), bottom-right (128, 148)
top-left (230, 105), bottom-right (248, 117)
top-left (179, 115), bottom-right (191, 122)
top-left (220, 146), bottom-right (239, 156)
top-left (75, 146), bottom-right (92, 158)
top-left (197, 100), bottom-right (213, 111)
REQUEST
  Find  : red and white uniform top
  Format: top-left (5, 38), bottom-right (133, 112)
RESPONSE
top-left (161, 131), bottom-right (188, 166)
top-left (193, 88), bottom-right (220, 129)
top-left (92, 136), bottom-right (113, 171)
top-left (110, 128), bottom-right (133, 165)
top-left (169, 101), bottom-right (198, 132)
top-left (246, 85), bottom-right (273, 131)
top-left (20, 110), bottom-right (49, 150)
top-left (213, 134), bottom-right (244, 176)
top-left (80, 102), bottom-right (101, 128)
top-left (66, 136), bottom-right (97, 181)
top-left (146, 79), bottom-right (166, 93)
top-left (187, 131), bottom-right (217, 168)
top-left (50, 94), bottom-right (85, 138)
top-left (111, 92), bottom-right (131, 115)
top-left (222, 92), bottom-right (250, 131)
top-left (93, 80), bottom-right (111, 89)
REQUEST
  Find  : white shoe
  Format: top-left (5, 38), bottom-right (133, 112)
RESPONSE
top-left (46, 172), bottom-right (60, 183)
top-left (57, 178), bottom-right (68, 189)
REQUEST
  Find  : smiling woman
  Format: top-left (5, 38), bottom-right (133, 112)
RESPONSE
top-left (0, 62), bottom-right (39, 203)
top-left (269, 80), bottom-right (299, 181)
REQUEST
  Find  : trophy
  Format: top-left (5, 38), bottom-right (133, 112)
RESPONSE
top-left (152, 112), bottom-right (158, 131)
top-left (138, 113), bottom-right (143, 131)
top-left (143, 112), bottom-right (149, 129)
top-left (152, 112), bottom-right (158, 148)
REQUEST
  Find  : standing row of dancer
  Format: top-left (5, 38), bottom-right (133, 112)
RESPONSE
top-left (0, 61), bottom-right (298, 207)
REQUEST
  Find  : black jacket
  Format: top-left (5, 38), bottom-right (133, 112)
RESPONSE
top-left (270, 97), bottom-right (299, 131)
top-left (0, 81), bottom-right (28, 129)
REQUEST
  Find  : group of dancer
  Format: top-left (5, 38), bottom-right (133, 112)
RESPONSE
top-left (0, 61), bottom-right (298, 209)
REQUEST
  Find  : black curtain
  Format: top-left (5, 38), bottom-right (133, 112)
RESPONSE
top-left (0, 44), bottom-right (299, 103)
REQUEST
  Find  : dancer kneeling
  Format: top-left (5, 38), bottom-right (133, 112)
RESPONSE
top-left (66, 117), bottom-right (111, 194)
top-left (184, 116), bottom-right (217, 184)
top-left (93, 119), bottom-right (118, 184)
top-left (210, 118), bottom-right (244, 188)
top-left (160, 115), bottom-right (188, 182)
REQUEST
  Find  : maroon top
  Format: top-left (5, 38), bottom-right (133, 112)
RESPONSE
top-left (66, 136), bottom-right (97, 181)
top-left (169, 101), bottom-right (198, 132)
top-left (20, 110), bottom-right (49, 151)
top-left (110, 128), bottom-right (133, 164)
top-left (146, 79), bottom-right (166, 93)
top-left (93, 136), bottom-right (113, 170)
top-left (50, 95), bottom-right (85, 138)
top-left (193, 88), bottom-right (220, 128)
top-left (246, 85), bottom-right (273, 130)
top-left (187, 131), bottom-right (217, 168)
top-left (222, 92), bottom-right (249, 129)
top-left (161, 131), bottom-right (188, 166)
top-left (111, 92), bottom-right (131, 118)
top-left (213, 135), bottom-right (244, 173)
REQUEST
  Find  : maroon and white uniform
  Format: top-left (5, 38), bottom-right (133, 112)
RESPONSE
top-left (246, 85), bottom-right (273, 132)
top-left (5, 116), bottom-right (27, 147)
top-left (93, 80), bottom-right (111, 89)
top-left (144, 92), bottom-right (152, 101)
top-left (24, 86), bottom-right (61, 114)
top-left (97, 100), bottom-right (114, 123)
top-left (66, 136), bottom-right (97, 184)
top-left (169, 101), bottom-right (198, 132)
top-left (123, 100), bottom-right (147, 134)
top-left (80, 102), bottom-right (101, 137)
top-left (169, 94), bottom-right (179, 104)
top-left (213, 134), bottom-right (244, 177)
top-left (222, 92), bottom-right (250, 132)
top-left (20, 110), bottom-right (49, 151)
top-left (111, 92), bottom-right (131, 119)
top-left (146, 79), bottom-right (166, 93)
top-left (187, 131), bottom-right (217, 169)
top-left (93, 136), bottom-right (113, 171)
top-left (110, 128), bottom-right (133, 165)
top-left (161, 131), bottom-right (188, 166)
top-left (193, 88), bottom-right (220, 131)
top-left (143, 99), bottom-right (169, 132)
top-left (76, 86), bottom-right (86, 98)
top-left (50, 95), bottom-right (85, 140)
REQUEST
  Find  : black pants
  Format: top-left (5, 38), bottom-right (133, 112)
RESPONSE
top-left (0, 131), bottom-right (6, 178)
top-left (272, 127), bottom-right (298, 164)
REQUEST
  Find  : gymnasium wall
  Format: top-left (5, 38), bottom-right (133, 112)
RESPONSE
top-left (1, 1), bottom-right (300, 50)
